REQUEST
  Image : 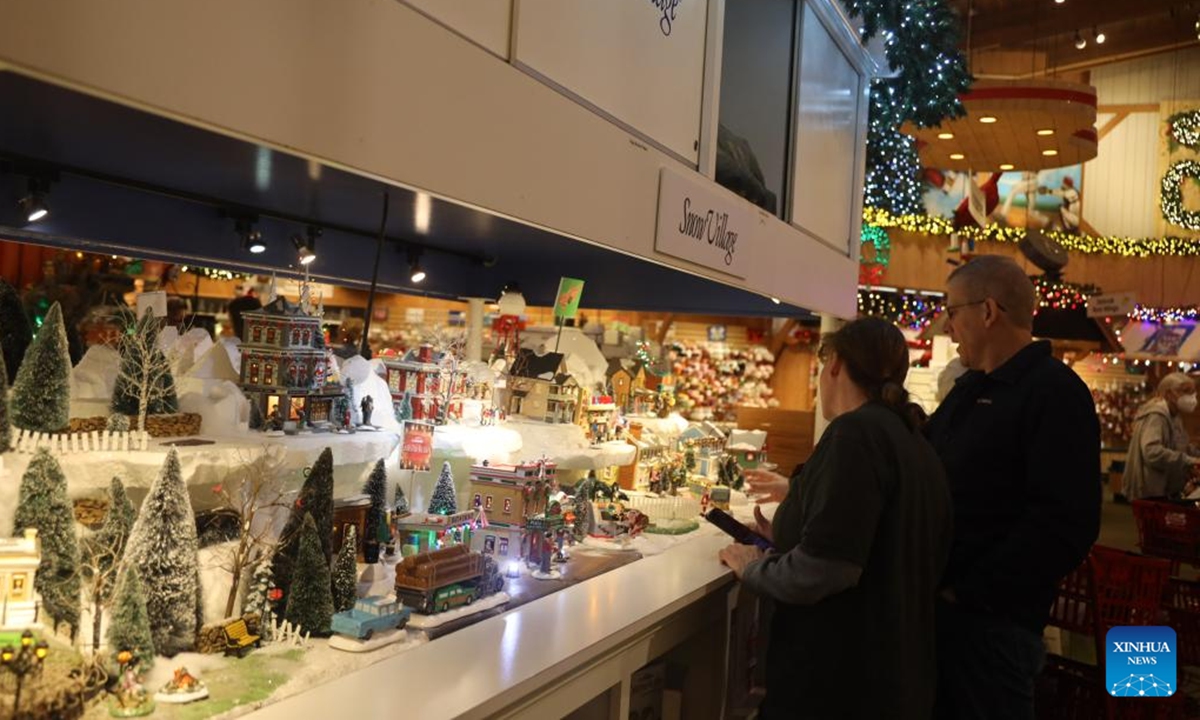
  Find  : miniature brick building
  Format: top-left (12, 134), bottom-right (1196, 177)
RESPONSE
top-left (383, 344), bottom-right (467, 424)
top-left (468, 460), bottom-right (558, 560)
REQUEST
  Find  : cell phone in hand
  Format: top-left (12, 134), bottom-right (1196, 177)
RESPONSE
top-left (705, 508), bottom-right (774, 552)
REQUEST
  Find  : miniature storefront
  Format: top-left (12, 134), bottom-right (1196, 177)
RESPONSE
top-left (468, 461), bottom-right (558, 560)
top-left (0, 529), bottom-right (41, 629)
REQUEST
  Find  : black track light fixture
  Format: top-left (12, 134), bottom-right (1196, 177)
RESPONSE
top-left (1073, 29), bottom-right (1087, 50)
top-left (407, 247), bottom-right (426, 283)
top-left (19, 176), bottom-right (52, 223)
top-left (293, 225), bottom-right (320, 265)
top-left (234, 215), bottom-right (266, 254)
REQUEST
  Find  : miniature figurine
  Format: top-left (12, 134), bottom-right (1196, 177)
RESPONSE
top-left (553, 528), bottom-right (569, 563)
top-left (360, 394), bottom-right (374, 427)
top-left (110, 651), bottom-right (155, 717)
top-left (154, 666), bottom-right (210, 705)
top-left (530, 531), bottom-right (562, 580)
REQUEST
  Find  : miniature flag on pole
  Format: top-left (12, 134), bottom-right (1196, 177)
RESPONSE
top-left (553, 277), bottom-right (585, 320)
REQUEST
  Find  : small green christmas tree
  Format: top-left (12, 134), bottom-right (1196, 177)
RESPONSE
top-left (273, 447), bottom-right (335, 606)
top-left (10, 301), bottom-right (71, 432)
top-left (243, 553), bottom-right (277, 638)
top-left (123, 448), bottom-right (201, 656)
top-left (0, 353), bottom-right (10, 453)
top-left (105, 413), bottom-right (131, 433)
top-left (428, 461), bottom-right (458, 515)
top-left (0, 278), bottom-right (31, 384)
top-left (284, 513), bottom-right (334, 637)
top-left (362, 460), bottom-right (388, 563)
top-left (106, 567), bottom-right (155, 671)
top-left (393, 481), bottom-right (410, 517)
top-left (13, 448), bottom-right (81, 634)
top-left (332, 525), bottom-right (358, 613)
top-left (84, 477), bottom-right (137, 650)
top-left (395, 392), bottom-right (413, 423)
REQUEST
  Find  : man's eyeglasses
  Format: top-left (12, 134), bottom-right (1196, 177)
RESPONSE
top-left (945, 298), bottom-right (1007, 320)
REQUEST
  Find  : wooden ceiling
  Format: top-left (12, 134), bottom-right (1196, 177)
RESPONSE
top-left (951, 0), bottom-right (1198, 76)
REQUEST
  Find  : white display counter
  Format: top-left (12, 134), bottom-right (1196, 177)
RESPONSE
top-left (247, 527), bottom-right (737, 720)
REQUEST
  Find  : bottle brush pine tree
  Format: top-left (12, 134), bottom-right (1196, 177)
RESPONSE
top-left (243, 553), bottom-right (277, 638)
top-left (105, 413), bottom-right (131, 433)
top-left (428, 461), bottom-right (458, 515)
top-left (284, 513), bottom-right (334, 637)
top-left (85, 476), bottom-right (138, 649)
top-left (393, 481), bottom-right (410, 516)
top-left (332, 524), bottom-right (358, 613)
top-left (10, 301), bottom-right (71, 433)
top-left (272, 447), bottom-right (335, 607)
top-left (0, 353), bottom-right (10, 453)
top-left (362, 460), bottom-right (388, 563)
top-left (123, 448), bottom-right (202, 656)
top-left (13, 447), bottom-right (81, 634)
top-left (0, 278), bottom-right (31, 385)
top-left (106, 566), bottom-right (155, 671)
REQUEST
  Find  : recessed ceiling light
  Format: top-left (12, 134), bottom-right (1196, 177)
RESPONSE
top-left (949, 153), bottom-right (966, 160)
top-left (1054, 0), bottom-right (1065, 4)
top-left (769, 296), bottom-right (781, 305)
top-left (937, 132), bottom-right (955, 140)
top-left (978, 116), bottom-right (998, 124)
top-left (1094, 27), bottom-right (1106, 44)
top-left (1037, 129), bottom-right (1055, 136)
top-left (1074, 30), bottom-right (1087, 50)
top-left (1042, 149), bottom-right (1059, 156)
top-left (999, 164), bottom-right (1015, 171)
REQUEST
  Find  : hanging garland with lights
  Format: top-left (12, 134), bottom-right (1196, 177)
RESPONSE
top-left (1167, 109), bottom-right (1200, 151)
top-left (858, 224), bottom-right (892, 285)
top-left (1160, 159), bottom-right (1200, 232)
top-left (1128, 304), bottom-right (1200, 324)
top-left (1031, 276), bottom-right (1098, 313)
top-left (864, 206), bottom-right (1200, 258)
top-left (857, 288), bottom-right (945, 331)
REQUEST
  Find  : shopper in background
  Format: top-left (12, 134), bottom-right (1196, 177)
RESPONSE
top-left (720, 318), bottom-right (952, 720)
top-left (1123, 372), bottom-right (1200, 501)
top-left (925, 255), bottom-right (1101, 720)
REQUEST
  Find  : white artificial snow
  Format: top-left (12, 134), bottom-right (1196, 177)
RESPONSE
top-left (328, 627), bottom-right (418, 653)
top-left (70, 344), bottom-right (121, 402)
top-left (340, 356), bottom-right (401, 432)
top-left (405, 592), bottom-right (510, 631)
top-left (198, 540), bottom-right (240, 625)
top-left (178, 377), bottom-right (249, 435)
top-left (433, 420), bottom-right (635, 470)
top-left (188, 343), bottom-right (241, 382)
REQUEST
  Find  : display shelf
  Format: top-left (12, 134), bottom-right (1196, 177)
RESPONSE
top-left (244, 527), bottom-right (735, 720)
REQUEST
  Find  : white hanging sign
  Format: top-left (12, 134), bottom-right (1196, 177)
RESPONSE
top-left (1086, 292), bottom-right (1137, 318)
top-left (654, 167), bottom-right (752, 279)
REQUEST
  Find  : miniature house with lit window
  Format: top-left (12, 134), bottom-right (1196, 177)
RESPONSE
top-left (468, 460), bottom-right (557, 560)
top-left (501, 349), bottom-right (581, 424)
top-left (393, 510), bottom-right (479, 556)
top-left (679, 422), bottom-right (728, 480)
top-left (382, 344), bottom-right (467, 424)
top-left (0, 529), bottom-right (41, 629)
top-left (239, 296), bottom-right (344, 429)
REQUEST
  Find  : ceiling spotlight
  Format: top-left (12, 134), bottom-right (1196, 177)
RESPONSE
top-left (1042, 149), bottom-right (1059, 156)
top-left (234, 215), bottom-right (266, 254)
top-left (978, 116), bottom-right (998, 124)
top-left (1074, 30), bottom-right (1086, 50)
top-left (1037, 128), bottom-right (1056, 136)
top-left (19, 176), bottom-right (52, 223)
top-left (769, 296), bottom-right (781, 305)
top-left (937, 132), bottom-right (955, 140)
top-left (1094, 27), bottom-right (1106, 44)
top-left (999, 163), bottom-right (1015, 170)
top-left (293, 225), bottom-right (320, 265)
top-left (407, 247), bottom-right (426, 283)
top-left (1054, 0), bottom-right (1065, 4)
top-left (949, 153), bottom-right (966, 160)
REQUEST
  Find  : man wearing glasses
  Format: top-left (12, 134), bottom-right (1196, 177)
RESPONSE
top-left (925, 255), bottom-right (1100, 719)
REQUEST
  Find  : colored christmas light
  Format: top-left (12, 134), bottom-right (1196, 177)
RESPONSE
top-left (857, 288), bottom-right (945, 330)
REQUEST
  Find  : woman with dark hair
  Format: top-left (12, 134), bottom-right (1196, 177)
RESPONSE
top-left (719, 317), bottom-right (952, 719)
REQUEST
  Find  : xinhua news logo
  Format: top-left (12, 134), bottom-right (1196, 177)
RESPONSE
top-left (1106, 626), bottom-right (1176, 698)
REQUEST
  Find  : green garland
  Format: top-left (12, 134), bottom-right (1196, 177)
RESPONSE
top-left (1168, 110), bottom-right (1200, 151)
top-left (1161, 160), bottom-right (1200, 232)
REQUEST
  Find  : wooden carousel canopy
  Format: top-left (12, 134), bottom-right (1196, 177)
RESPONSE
top-left (904, 79), bottom-right (1098, 172)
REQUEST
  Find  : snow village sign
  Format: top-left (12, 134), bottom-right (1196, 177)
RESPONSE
top-left (655, 166), bottom-right (753, 279)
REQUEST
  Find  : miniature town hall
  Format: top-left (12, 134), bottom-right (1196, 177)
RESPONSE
top-left (239, 296), bottom-right (345, 429)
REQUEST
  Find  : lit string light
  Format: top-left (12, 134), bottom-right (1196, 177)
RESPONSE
top-left (864, 207), bottom-right (1200, 258)
top-left (1032, 276), bottom-right (1098, 313)
top-left (180, 265), bottom-right (254, 282)
top-left (1128, 304), bottom-right (1200, 324)
top-left (1160, 159), bottom-right (1200, 231)
top-left (858, 288), bottom-right (945, 330)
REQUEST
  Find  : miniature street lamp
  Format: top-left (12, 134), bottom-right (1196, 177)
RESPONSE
top-left (1, 629), bottom-right (49, 716)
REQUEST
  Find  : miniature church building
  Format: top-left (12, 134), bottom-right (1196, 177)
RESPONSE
top-left (502, 349), bottom-right (581, 424)
top-left (0, 529), bottom-right (41, 629)
top-left (239, 296), bottom-right (344, 429)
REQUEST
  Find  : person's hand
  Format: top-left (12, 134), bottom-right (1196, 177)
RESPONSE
top-left (743, 468), bottom-right (789, 503)
top-left (719, 543), bottom-right (765, 579)
top-left (749, 504), bottom-right (774, 543)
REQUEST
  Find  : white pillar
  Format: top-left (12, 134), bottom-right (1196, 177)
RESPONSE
top-left (465, 297), bottom-right (486, 362)
top-left (813, 312), bottom-right (846, 444)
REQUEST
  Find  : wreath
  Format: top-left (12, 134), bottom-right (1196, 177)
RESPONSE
top-left (1168, 110), bottom-right (1200, 151)
top-left (1161, 159), bottom-right (1200, 232)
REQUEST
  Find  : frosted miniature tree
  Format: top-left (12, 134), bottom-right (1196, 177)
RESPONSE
top-left (0, 278), bottom-right (31, 384)
top-left (213, 449), bottom-right (289, 618)
top-left (272, 447), bottom-right (335, 607)
top-left (0, 353), bottom-right (10, 453)
top-left (332, 525), bottom-right (358, 613)
top-left (393, 481), bottom-right (410, 516)
top-left (110, 310), bottom-right (180, 432)
top-left (362, 460), bottom-right (389, 563)
top-left (283, 513), bottom-right (334, 637)
top-left (10, 301), bottom-right (71, 433)
top-left (395, 392), bottom-right (413, 423)
top-left (428, 461), bottom-right (458, 515)
top-left (684, 447), bottom-right (697, 476)
top-left (105, 413), bottom-right (131, 433)
top-left (13, 447), bottom-right (81, 635)
top-left (243, 553), bottom-right (277, 638)
top-left (82, 477), bottom-right (137, 652)
top-left (106, 567), bottom-right (155, 671)
top-left (123, 448), bottom-right (201, 656)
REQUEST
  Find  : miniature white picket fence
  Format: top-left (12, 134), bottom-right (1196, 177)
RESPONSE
top-left (268, 616), bottom-right (310, 648)
top-left (12, 428), bottom-right (151, 454)
top-left (626, 494), bottom-right (701, 521)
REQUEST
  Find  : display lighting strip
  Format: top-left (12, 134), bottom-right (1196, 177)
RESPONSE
top-left (863, 206), bottom-right (1200, 258)
top-left (1128, 304), bottom-right (1200, 324)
